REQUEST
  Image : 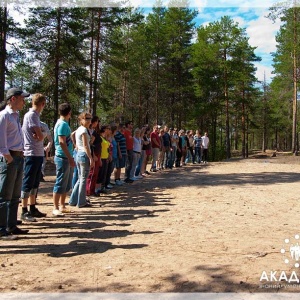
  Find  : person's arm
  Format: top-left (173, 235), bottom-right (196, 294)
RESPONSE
top-left (59, 135), bottom-right (75, 167)
top-left (151, 133), bottom-right (160, 147)
top-left (82, 132), bottom-right (94, 168)
top-left (32, 126), bottom-right (44, 141)
top-left (71, 130), bottom-right (77, 150)
top-left (0, 114), bottom-right (13, 164)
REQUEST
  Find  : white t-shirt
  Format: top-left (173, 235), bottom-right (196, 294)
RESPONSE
top-left (76, 126), bottom-right (90, 152)
top-left (133, 137), bottom-right (142, 152)
top-left (202, 136), bottom-right (209, 149)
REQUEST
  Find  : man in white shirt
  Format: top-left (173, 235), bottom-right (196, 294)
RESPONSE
top-left (201, 132), bottom-right (209, 163)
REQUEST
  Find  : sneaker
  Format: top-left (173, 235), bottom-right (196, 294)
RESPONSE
top-left (52, 209), bottom-right (65, 217)
top-left (100, 188), bottom-right (108, 194)
top-left (124, 178), bottom-right (134, 183)
top-left (145, 171), bottom-right (151, 175)
top-left (79, 202), bottom-right (92, 208)
top-left (105, 184), bottom-right (114, 189)
top-left (21, 212), bottom-right (37, 222)
top-left (59, 207), bottom-right (74, 213)
top-left (150, 168), bottom-right (157, 172)
top-left (135, 175), bottom-right (143, 179)
top-left (31, 208), bottom-right (47, 218)
top-left (115, 180), bottom-right (123, 186)
top-left (130, 177), bottom-right (138, 181)
top-left (7, 226), bottom-right (29, 235)
top-left (109, 182), bottom-right (116, 185)
top-left (0, 232), bottom-right (18, 240)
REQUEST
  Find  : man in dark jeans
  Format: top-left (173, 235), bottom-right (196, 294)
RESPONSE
top-left (162, 126), bottom-right (172, 169)
top-left (123, 121), bottom-right (134, 183)
top-left (0, 88), bottom-right (30, 239)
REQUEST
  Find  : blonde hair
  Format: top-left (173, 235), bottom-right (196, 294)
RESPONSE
top-left (32, 93), bottom-right (46, 106)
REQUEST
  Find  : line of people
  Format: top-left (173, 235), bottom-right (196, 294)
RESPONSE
top-left (0, 87), bottom-right (209, 240)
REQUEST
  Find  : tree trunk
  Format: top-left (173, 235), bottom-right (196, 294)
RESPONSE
top-left (89, 10), bottom-right (95, 114)
top-left (0, 8), bottom-right (7, 102)
top-left (93, 9), bottom-right (102, 115)
top-left (292, 4), bottom-right (298, 154)
top-left (53, 8), bottom-right (61, 126)
top-left (224, 49), bottom-right (231, 159)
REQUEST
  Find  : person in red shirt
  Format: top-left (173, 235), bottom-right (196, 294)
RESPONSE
top-left (150, 125), bottom-right (161, 172)
top-left (123, 121), bottom-right (134, 183)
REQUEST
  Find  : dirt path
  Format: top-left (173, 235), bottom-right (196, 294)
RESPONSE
top-left (1, 153), bottom-right (300, 293)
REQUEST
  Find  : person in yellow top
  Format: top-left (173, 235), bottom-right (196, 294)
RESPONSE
top-left (94, 125), bottom-right (111, 196)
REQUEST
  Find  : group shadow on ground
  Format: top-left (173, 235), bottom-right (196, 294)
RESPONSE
top-left (62, 264), bottom-right (269, 293)
top-left (2, 162), bottom-right (299, 259)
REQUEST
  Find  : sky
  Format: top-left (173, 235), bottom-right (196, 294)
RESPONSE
top-left (193, 6), bottom-right (282, 83)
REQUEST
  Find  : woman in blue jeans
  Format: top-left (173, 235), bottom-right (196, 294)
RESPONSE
top-left (69, 112), bottom-right (94, 208)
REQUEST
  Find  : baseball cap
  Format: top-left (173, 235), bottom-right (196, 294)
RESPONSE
top-left (6, 88), bottom-right (30, 100)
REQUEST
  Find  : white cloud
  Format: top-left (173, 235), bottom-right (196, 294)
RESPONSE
top-left (246, 8), bottom-right (281, 53)
top-left (254, 61), bottom-right (275, 83)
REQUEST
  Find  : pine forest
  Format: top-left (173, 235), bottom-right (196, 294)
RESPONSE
top-left (1, 2), bottom-right (300, 161)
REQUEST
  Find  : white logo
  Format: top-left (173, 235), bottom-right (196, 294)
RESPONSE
top-left (281, 235), bottom-right (300, 268)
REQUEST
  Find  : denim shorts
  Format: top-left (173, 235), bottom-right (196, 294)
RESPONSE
top-left (115, 155), bottom-right (126, 169)
top-left (21, 156), bottom-right (43, 198)
top-left (53, 156), bottom-right (73, 194)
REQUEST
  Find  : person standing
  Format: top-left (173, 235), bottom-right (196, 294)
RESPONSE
top-left (193, 130), bottom-right (202, 164)
top-left (0, 88), bottom-right (30, 239)
top-left (202, 132), bottom-right (210, 163)
top-left (69, 112), bottom-right (94, 208)
top-left (20, 93), bottom-right (47, 222)
top-left (150, 125), bottom-right (160, 172)
top-left (114, 123), bottom-right (127, 185)
top-left (123, 121), bottom-right (134, 183)
top-left (52, 103), bottom-right (75, 216)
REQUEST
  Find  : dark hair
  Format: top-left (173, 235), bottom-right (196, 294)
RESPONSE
top-left (59, 103), bottom-right (71, 116)
top-left (100, 125), bottom-right (108, 133)
top-left (125, 121), bottom-right (133, 127)
top-left (91, 116), bottom-right (99, 123)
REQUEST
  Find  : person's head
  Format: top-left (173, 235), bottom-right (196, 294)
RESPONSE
top-left (125, 121), bottom-right (133, 129)
top-left (111, 124), bottom-right (118, 135)
top-left (32, 93), bottom-right (46, 113)
top-left (134, 128), bottom-right (141, 137)
top-left (204, 132), bottom-right (208, 136)
top-left (4, 87), bottom-right (30, 112)
top-left (144, 127), bottom-right (151, 135)
top-left (118, 123), bottom-right (125, 133)
top-left (91, 116), bottom-right (100, 129)
top-left (78, 112), bottom-right (92, 127)
top-left (164, 125), bottom-right (169, 132)
top-left (196, 130), bottom-right (200, 135)
top-left (59, 103), bottom-right (72, 118)
top-left (100, 124), bottom-right (111, 136)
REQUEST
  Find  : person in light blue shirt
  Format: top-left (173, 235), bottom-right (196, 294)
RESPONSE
top-left (52, 103), bottom-right (75, 217)
top-left (0, 87), bottom-right (29, 239)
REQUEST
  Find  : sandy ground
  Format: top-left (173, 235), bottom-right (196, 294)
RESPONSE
top-left (1, 152), bottom-right (300, 293)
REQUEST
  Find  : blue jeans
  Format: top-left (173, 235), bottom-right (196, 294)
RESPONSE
top-left (125, 150), bottom-right (133, 180)
top-left (0, 156), bottom-right (24, 233)
top-left (170, 146), bottom-right (177, 167)
top-left (164, 147), bottom-right (172, 168)
top-left (72, 149), bottom-right (78, 188)
top-left (53, 156), bottom-right (73, 194)
top-left (69, 152), bottom-right (90, 207)
top-left (21, 156), bottom-right (43, 199)
top-left (194, 147), bottom-right (202, 163)
top-left (131, 152), bottom-right (140, 178)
